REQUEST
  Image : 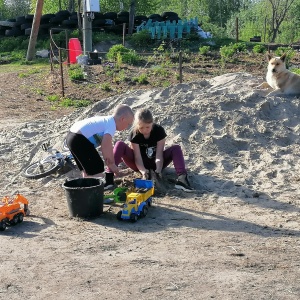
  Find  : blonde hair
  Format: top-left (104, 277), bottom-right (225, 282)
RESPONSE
top-left (133, 108), bottom-right (153, 132)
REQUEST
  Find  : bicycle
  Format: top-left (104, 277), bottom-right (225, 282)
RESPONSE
top-left (23, 141), bottom-right (76, 179)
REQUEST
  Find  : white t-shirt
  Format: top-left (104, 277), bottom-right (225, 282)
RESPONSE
top-left (70, 115), bottom-right (116, 147)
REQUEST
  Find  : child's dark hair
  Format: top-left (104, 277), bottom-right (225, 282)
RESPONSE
top-left (134, 108), bottom-right (153, 132)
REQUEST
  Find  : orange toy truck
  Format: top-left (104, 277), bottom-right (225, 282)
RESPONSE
top-left (0, 192), bottom-right (29, 231)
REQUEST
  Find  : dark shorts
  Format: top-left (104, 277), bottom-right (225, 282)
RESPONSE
top-left (66, 131), bottom-right (104, 175)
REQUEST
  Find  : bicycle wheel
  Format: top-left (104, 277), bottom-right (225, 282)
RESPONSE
top-left (23, 157), bottom-right (62, 179)
top-left (62, 138), bottom-right (69, 151)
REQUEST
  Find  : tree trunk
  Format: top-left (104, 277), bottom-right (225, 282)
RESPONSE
top-left (26, 0), bottom-right (43, 61)
top-left (128, 0), bottom-right (135, 35)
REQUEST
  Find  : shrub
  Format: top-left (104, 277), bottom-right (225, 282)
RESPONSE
top-left (274, 46), bottom-right (295, 61)
top-left (232, 42), bottom-right (247, 52)
top-left (68, 64), bottom-right (84, 81)
top-left (199, 45), bottom-right (210, 55)
top-left (220, 44), bottom-right (235, 59)
top-left (151, 65), bottom-right (169, 77)
top-left (132, 73), bottom-right (148, 84)
top-left (253, 44), bottom-right (266, 54)
top-left (59, 98), bottom-right (90, 108)
top-left (101, 83), bottom-right (111, 91)
top-left (106, 44), bottom-right (140, 65)
top-left (290, 68), bottom-right (300, 75)
top-left (47, 95), bottom-right (60, 102)
top-left (129, 30), bottom-right (154, 48)
top-left (274, 47), bottom-right (295, 68)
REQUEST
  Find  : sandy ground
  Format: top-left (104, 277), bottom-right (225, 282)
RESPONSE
top-left (1, 72), bottom-right (300, 299)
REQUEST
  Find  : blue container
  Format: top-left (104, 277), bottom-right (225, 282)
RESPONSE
top-left (134, 179), bottom-right (153, 189)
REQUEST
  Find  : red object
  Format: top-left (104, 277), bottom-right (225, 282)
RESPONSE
top-left (68, 38), bottom-right (82, 64)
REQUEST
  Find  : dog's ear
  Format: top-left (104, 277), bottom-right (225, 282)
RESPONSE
top-left (280, 53), bottom-right (287, 62)
top-left (267, 53), bottom-right (272, 62)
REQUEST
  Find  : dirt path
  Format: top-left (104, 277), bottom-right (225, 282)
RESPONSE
top-left (1, 67), bottom-right (300, 300)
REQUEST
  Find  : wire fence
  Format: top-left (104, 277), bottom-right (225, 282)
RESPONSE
top-left (48, 27), bottom-right (187, 97)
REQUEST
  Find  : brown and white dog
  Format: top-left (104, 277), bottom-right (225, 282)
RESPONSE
top-left (258, 53), bottom-right (300, 96)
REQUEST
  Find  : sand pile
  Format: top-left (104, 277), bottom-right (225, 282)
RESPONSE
top-left (1, 72), bottom-right (300, 205)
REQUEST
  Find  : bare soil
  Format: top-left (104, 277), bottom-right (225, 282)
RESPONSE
top-left (1, 53), bottom-right (300, 300)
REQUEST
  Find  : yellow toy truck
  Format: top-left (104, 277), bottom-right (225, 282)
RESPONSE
top-left (0, 192), bottom-right (29, 231)
top-left (117, 179), bottom-right (154, 222)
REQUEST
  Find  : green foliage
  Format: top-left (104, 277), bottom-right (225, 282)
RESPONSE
top-left (199, 46), bottom-right (210, 55)
top-left (18, 68), bottom-right (41, 78)
top-left (122, 51), bottom-right (140, 65)
top-left (47, 95), bottom-right (60, 102)
top-left (100, 0), bottom-right (159, 16)
top-left (101, 83), bottom-right (111, 91)
top-left (92, 32), bottom-right (122, 44)
top-left (68, 64), bottom-right (84, 81)
top-left (132, 73), bottom-right (149, 84)
top-left (219, 42), bottom-right (247, 61)
top-left (162, 81), bottom-right (171, 87)
top-left (290, 68), bottom-right (300, 75)
top-left (106, 44), bottom-right (130, 61)
top-left (219, 44), bottom-right (235, 60)
top-left (252, 44), bottom-right (266, 54)
top-left (106, 44), bottom-right (140, 65)
top-left (47, 95), bottom-right (89, 108)
top-left (129, 30), bottom-right (154, 48)
top-left (274, 47), bottom-right (295, 68)
top-left (30, 0), bottom-right (70, 14)
top-left (59, 98), bottom-right (90, 108)
top-left (151, 66), bottom-right (169, 77)
top-left (232, 42), bottom-right (247, 52)
top-left (274, 47), bottom-right (295, 59)
top-left (0, 37), bottom-right (26, 52)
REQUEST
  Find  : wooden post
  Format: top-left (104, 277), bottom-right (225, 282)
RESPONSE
top-left (59, 48), bottom-right (65, 98)
top-left (26, 0), bottom-right (44, 61)
top-left (49, 38), bottom-right (54, 72)
top-left (65, 29), bottom-right (70, 66)
top-left (235, 17), bottom-right (238, 43)
top-left (123, 23), bottom-right (126, 46)
top-left (264, 16), bottom-right (267, 43)
top-left (179, 50), bottom-right (183, 83)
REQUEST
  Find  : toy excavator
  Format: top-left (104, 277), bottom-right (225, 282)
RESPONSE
top-left (104, 187), bottom-right (128, 203)
top-left (0, 192), bottom-right (29, 231)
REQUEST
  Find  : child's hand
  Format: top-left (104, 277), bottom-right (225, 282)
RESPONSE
top-left (141, 169), bottom-right (149, 180)
top-left (155, 171), bottom-right (162, 180)
top-left (110, 164), bottom-right (120, 176)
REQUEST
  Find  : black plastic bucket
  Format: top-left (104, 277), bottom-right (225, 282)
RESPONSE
top-left (62, 178), bottom-right (104, 218)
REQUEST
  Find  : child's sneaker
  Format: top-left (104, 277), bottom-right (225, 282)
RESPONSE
top-left (104, 172), bottom-right (114, 190)
top-left (175, 174), bottom-right (193, 192)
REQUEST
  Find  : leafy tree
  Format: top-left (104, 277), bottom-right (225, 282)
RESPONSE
top-left (30, 0), bottom-right (72, 14)
top-left (266, 0), bottom-right (297, 42)
top-left (1, 0), bottom-right (30, 19)
top-left (100, 0), bottom-right (159, 15)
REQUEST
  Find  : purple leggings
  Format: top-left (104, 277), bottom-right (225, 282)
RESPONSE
top-left (108, 141), bottom-right (187, 175)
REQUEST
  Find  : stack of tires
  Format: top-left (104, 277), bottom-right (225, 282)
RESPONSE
top-left (161, 11), bottom-right (180, 22)
top-left (5, 15), bottom-right (33, 37)
top-left (0, 10), bottom-right (181, 38)
top-left (92, 12), bottom-right (117, 32)
top-left (0, 19), bottom-right (16, 36)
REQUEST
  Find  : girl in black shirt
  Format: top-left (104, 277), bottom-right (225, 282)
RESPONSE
top-left (106, 108), bottom-right (193, 192)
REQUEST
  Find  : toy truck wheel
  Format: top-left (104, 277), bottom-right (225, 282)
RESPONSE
top-left (18, 213), bottom-right (24, 223)
top-left (141, 205), bottom-right (148, 217)
top-left (130, 213), bottom-right (138, 223)
top-left (148, 199), bottom-right (152, 207)
top-left (116, 210), bottom-right (123, 220)
top-left (10, 215), bottom-right (19, 225)
top-left (0, 221), bottom-right (6, 231)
